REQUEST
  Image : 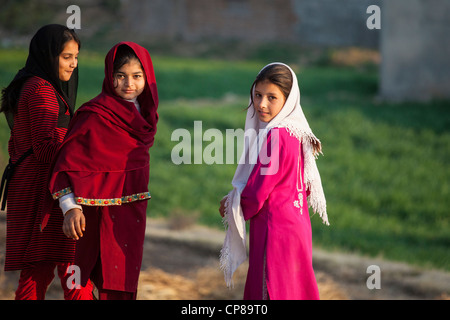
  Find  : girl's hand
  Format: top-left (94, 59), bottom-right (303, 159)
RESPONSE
top-left (63, 208), bottom-right (85, 240)
top-left (219, 196), bottom-right (227, 218)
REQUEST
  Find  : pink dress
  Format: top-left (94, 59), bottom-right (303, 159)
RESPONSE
top-left (240, 128), bottom-right (320, 300)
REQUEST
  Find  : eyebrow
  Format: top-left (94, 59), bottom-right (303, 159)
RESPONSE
top-left (116, 71), bottom-right (143, 74)
top-left (255, 90), bottom-right (281, 96)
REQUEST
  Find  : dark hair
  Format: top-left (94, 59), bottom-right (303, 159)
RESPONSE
top-left (248, 64), bottom-right (293, 113)
top-left (62, 28), bottom-right (81, 53)
top-left (1, 26), bottom-right (81, 118)
top-left (113, 45), bottom-right (142, 75)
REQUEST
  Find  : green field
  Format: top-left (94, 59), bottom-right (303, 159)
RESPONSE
top-left (0, 48), bottom-right (449, 271)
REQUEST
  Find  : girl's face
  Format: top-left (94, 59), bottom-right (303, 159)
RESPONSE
top-left (253, 80), bottom-right (286, 122)
top-left (58, 40), bottom-right (79, 82)
top-left (113, 58), bottom-right (145, 100)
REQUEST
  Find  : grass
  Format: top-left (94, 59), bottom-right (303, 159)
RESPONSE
top-left (0, 48), bottom-right (449, 271)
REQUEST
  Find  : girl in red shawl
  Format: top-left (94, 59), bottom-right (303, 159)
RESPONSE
top-left (47, 42), bottom-right (158, 300)
top-left (0, 24), bottom-right (93, 300)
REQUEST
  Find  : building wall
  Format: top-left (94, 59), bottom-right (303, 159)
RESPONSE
top-left (121, 0), bottom-right (381, 48)
top-left (380, 0), bottom-right (450, 101)
top-left (292, 0), bottom-right (381, 48)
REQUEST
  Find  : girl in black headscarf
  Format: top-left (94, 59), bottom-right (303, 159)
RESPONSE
top-left (0, 24), bottom-right (93, 300)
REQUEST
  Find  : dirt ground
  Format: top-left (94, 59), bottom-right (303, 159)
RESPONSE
top-left (0, 214), bottom-right (449, 300)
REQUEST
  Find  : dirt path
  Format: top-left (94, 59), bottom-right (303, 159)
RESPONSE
top-left (1, 215), bottom-right (449, 300)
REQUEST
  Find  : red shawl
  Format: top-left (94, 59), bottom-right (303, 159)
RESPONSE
top-left (43, 42), bottom-right (158, 228)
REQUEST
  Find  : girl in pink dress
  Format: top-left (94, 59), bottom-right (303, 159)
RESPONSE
top-left (219, 63), bottom-right (329, 300)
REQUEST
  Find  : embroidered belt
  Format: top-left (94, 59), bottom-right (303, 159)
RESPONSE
top-left (52, 187), bottom-right (151, 206)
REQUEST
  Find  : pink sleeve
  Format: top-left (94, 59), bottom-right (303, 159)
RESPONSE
top-left (240, 128), bottom-right (297, 220)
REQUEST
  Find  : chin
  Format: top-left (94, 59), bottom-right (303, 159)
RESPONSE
top-left (121, 94), bottom-right (136, 100)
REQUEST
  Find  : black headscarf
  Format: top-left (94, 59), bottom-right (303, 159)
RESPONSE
top-left (1, 24), bottom-right (80, 129)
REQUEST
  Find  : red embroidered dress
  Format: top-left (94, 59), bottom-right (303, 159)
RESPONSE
top-left (5, 76), bottom-right (75, 271)
top-left (47, 42), bottom-right (158, 292)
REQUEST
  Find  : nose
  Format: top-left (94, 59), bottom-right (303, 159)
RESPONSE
top-left (70, 57), bottom-right (77, 69)
top-left (258, 97), bottom-right (268, 109)
top-left (124, 77), bottom-right (134, 87)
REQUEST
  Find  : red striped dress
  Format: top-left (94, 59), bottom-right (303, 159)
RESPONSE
top-left (5, 76), bottom-right (76, 271)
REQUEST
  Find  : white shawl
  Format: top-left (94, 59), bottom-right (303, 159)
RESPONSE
top-left (220, 63), bottom-right (329, 287)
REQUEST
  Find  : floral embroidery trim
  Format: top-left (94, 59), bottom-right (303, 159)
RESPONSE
top-left (293, 144), bottom-right (304, 213)
top-left (75, 192), bottom-right (151, 206)
top-left (293, 192), bottom-right (303, 209)
top-left (52, 187), bottom-right (73, 200)
top-left (52, 188), bottom-right (151, 206)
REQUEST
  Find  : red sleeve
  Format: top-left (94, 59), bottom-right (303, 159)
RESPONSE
top-left (28, 82), bottom-right (62, 163)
